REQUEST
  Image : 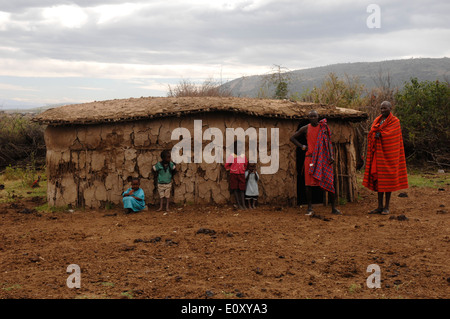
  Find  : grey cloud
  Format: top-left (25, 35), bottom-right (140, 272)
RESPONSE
top-left (0, 0), bottom-right (128, 12)
top-left (0, 1), bottom-right (449, 68)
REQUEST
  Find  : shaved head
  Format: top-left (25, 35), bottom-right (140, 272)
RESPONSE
top-left (381, 101), bottom-right (392, 108)
top-left (380, 101), bottom-right (392, 118)
top-left (308, 109), bottom-right (319, 126)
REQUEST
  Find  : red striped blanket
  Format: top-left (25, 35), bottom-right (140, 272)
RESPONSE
top-left (309, 119), bottom-right (335, 193)
top-left (363, 113), bottom-right (408, 192)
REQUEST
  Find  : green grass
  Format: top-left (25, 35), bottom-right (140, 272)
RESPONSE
top-left (357, 169), bottom-right (449, 189)
top-left (35, 203), bottom-right (70, 213)
top-left (0, 171), bottom-right (47, 204)
top-left (407, 173), bottom-right (450, 188)
top-left (104, 202), bottom-right (115, 210)
top-left (338, 197), bottom-right (348, 205)
top-left (120, 291), bottom-right (134, 299)
top-left (1, 283), bottom-right (22, 291)
top-left (348, 283), bottom-right (362, 294)
top-left (220, 291), bottom-right (236, 298)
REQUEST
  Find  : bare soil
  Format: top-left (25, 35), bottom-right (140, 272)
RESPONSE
top-left (0, 184), bottom-right (449, 299)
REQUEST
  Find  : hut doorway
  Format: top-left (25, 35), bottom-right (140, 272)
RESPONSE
top-left (295, 121), bottom-right (324, 205)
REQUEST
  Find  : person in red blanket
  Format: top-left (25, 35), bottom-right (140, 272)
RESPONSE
top-left (363, 101), bottom-right (408, 215)
top-left (225, 141), bottom-right (248, 210)
top-left (290, 110), bottom-right (342, 216)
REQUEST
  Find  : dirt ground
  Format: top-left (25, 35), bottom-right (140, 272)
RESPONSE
top-left (0, 182), bottom-right (449, 300)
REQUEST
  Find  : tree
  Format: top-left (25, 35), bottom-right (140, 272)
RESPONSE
top-left (275, 81), bottom-right (288, 100)
top-left (395, 78), bottom-right (450, 166)
top-left (305, 73), bottom-right (366, 108)
top-left (257, 64), bottom-right (294, 99)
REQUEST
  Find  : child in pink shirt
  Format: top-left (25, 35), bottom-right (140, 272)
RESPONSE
top-left (225, 143), bottom-right (248, 210)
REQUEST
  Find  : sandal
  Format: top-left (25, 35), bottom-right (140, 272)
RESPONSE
top-left (305, 210), bottom-right (315, 216)
top-left (368, 208), bottom-right (383, 214)
top-left (381, 208), bottom-right (390, 215)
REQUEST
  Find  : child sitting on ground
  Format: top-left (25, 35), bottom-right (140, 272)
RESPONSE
top-left (225, 142), bottom-right (248, 210)
top-left (153, 150), bottom-right (176, 212)
top-left (245, 163), bottom-right (259, 209)
top-left (122, 177), bottom-right (146, 214)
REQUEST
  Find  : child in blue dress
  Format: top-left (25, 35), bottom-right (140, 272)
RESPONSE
top-left (122, 177), bottom-right (146, 214)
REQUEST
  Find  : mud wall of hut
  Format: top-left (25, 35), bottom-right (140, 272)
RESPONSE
top-left (44, 113), bottom-right (304, 208)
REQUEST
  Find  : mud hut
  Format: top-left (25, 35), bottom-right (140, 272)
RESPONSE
top-left (33, 97), bottom-right (367, 209)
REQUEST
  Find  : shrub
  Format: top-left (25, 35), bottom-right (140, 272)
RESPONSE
top-left (0, 113), bottom-right (45, 169)
top-left (395, 78), bottom-right (450, 166)
top-left (3, 165), bottom-right (22, 181)
top-left (305, 73), bottom-right (366, 108)
top-left (167, 78), bottom-right (232, 97)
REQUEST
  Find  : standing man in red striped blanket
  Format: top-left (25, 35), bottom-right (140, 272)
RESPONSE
top-left (363, 101), bottom-right (409, 215)
top-left (290, 110), bottom-right (342, 216)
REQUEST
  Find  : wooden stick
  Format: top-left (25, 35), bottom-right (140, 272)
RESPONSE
top-left (345, 143), bottom-right (354, 202)
top-left (334, 143), bottom-right (340, 203)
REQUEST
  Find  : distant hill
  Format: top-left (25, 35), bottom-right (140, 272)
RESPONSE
top-left (0, 99), bottom-right (42, 111)
top-left (0, 100), bottom-right (70, 114)
top-left (220, 57), bottom-right (450, 98)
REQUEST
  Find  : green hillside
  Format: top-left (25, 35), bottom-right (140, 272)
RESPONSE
top-left (221, 57), bottom-right (450, 98)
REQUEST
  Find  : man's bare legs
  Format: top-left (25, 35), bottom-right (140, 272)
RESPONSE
top-left (369, 192), bottom-right (391, 214)
top-left (328, 191), bottom-right (342, 215)
top-left (305, 186), bottom-right (314, 215)
top-left (305, 186), bottom-right (342, 215)
top-left (378, 192), bottom-right (391, 214)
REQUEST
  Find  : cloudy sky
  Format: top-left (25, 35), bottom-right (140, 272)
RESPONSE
top-left (0, 0), bottom-right (449, 108)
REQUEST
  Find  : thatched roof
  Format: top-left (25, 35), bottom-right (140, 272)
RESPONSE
top-left (33, 96), bottom-right (367, 126)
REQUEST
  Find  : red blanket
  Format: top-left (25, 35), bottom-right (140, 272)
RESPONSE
top-left (363, 113), bottom-right (408, 192)
top-left (309, 119), bottom-right (335, 193)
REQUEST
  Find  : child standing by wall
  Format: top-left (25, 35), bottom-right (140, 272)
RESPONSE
top-left (153, 150), bottom-right (176, 212)
top-left (225, 142), bottom-right (248, 210)
top-left (245, 163), bottom-right (259, 209)
top-left (122, 177), bottom-right (146, 214)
